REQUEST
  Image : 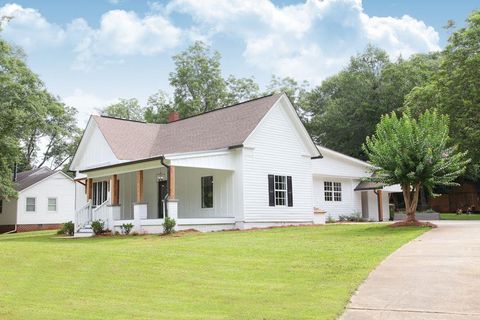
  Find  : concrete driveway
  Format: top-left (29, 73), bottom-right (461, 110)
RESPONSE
top-left (341, 221), bottom-right (480, 320)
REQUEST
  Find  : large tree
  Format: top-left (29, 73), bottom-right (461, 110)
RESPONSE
top-left (306, 46), bottom-right (439, 160)
top-left (100, 98), bottom-right (145, 121)
top-left (364, 109), bottom-right (469, 226)
top-left (405, 10), bottom-right (480, 179)
top-left (169, 41), bottom-right (228, 117)
top-left (143, 90), bottom-right (175, 124)
top-left (0, 36), bottom-right (52, 198)
top-left (265, 75), bottom-right (310, 119)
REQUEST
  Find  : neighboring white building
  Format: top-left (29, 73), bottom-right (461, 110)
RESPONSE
top-left (312, 146), bottom-right (401, 221)
top-left (70, 93), bottom-right (322, 234)
top-left (0, 167), bottom-right (76, 233)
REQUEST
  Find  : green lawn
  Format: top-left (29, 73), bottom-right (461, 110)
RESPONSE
top-left (0, 224), bottom-right (427, 320)
top-left (440, 213), bottom-right (480, 220)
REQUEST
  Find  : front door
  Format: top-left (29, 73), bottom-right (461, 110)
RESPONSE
top-left (158, 180), bottom-right (168, 218)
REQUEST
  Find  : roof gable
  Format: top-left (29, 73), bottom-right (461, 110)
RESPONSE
top-left (15, 168), bottom-right (71, 192)
top-left (89, 94), bottom-right (284, 161)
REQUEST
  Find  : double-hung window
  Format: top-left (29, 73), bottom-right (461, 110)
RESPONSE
top-left (26, 197), bottom-right (36, 212)
top-left (201, 176), bottom-right (213, 208)
top-left (48, 198), bottom-right (57, 212)
top-left (268, 175), bottom-right (293, 207)
top-left (324, 181), bottom-right (342, 202)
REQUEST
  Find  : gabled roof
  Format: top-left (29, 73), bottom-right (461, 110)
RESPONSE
top-left (92, 93), bottom-right (298, 160)
top-left (14, 167), bottom-right (57, 191)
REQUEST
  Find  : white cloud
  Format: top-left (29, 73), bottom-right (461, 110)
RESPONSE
top-left (0, 3), bottom-right (65, 51)
top-left (63, 89), bottom-right (117, 125)
top-left (167, 0), bottom-right (440, 84)
top-left (0, 3), bottom-right (182, 70)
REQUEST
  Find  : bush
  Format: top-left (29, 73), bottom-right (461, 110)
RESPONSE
top-left (326, 215), bottom-right (336, 223)
top-left (57, 221), bottom-right (74, 236)
top-left (91, 220), bottom-right (105, 235)
top-left (121, 223), bottom-right (134, 235)
top-left (338, 213), bottom-right (366, 222)
top-left (162, 217), bottom-right (176, 234)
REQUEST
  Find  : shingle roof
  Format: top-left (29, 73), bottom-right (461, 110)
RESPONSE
top-left (14, 167), bottom-right (58, 191)
top-left (93, 93), bottom-right (283, 160)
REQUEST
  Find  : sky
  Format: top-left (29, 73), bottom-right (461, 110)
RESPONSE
top-left (0, 0), bottom-right (478, 126)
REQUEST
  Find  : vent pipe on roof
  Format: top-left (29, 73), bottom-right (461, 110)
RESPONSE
top-left (167, 112), bottom-right (180, 123)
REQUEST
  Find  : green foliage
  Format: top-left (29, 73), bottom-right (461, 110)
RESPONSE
top-left (338, 213), bottom-right (365, 222)
top-left (120, 223), bottom-right (134, 235)
top-left (306, 46), bottom-right (439, 160)
top-left (57, 221), bottom-right (74, 236)
top-left (0, 38), bottom-right (50, 198)
top-left (169, 41), bottom-right (228, 117)
top-left (363, 109), bottom-right (469, 218)
top-left (100, 98), bottom-right (145, 121)
top-left (225, 75), bottom-right (261, 105)
top-left (144, 90), bottom-right (175, 124)
top-left (265, 75), bottom-right (310, 118)
top-left (162, 216), bottom-right (176, 234)
top-left (91, 220), bottom-right (106, 235)
top-left (405, 10), bottom-right (480, 179)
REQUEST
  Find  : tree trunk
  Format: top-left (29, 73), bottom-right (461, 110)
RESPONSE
top-left (402, 183), bottom-right (420, 223)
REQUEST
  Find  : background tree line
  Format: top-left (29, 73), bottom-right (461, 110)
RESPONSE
top-left (1, 9), bottom-right (479, 199)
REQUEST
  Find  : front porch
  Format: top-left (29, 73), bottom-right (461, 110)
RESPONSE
top-left (75, 159), bottom-right (238, 234)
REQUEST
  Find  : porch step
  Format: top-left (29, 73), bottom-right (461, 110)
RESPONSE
top-left (74, 226), bottom-right (94, 237)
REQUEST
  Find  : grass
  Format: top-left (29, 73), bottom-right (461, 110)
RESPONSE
top-left (440, 213), bottom-right (480, 220)
top-left (0, 224), bottom-right (428, 320)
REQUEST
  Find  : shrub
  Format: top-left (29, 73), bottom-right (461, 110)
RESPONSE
top-left (57, 221), bottom-right (74, 236)
top-left (162, 217), bottom-right (176, 234)
top-left (121, 223), bottom-right (134, 235)
top-left (91, 220), bottom-right (105, 235)
top-left (326, 215), bottom-right (336, 223)
top-left (338, 213), bottom-right (366, 222)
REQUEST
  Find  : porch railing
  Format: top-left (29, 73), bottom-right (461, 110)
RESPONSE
top-left (75, 200), bottom-right (92, 231)
top-left (92, 198), bottom-right (111, 230)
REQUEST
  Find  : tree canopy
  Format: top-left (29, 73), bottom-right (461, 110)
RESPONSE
top-left (364, 109), bottom-right (469, 224)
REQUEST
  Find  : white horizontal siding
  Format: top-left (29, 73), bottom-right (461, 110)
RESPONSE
top-left (16, 173), bottom-right (75, 225)
top-left (312, 149), bottom-right (371, 179)
top-left (313, 177), bottom-right (362, 220)
top-left (242, 101), bottom-right (314, 222)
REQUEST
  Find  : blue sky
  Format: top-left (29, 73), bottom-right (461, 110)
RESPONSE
top-left (0, 0), bottom-right (478, 125)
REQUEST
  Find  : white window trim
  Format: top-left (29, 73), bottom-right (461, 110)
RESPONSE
top-left (274, 175), bottom-right (287, 207)
top-left (25, 197), bottom-right (36, 213)
top-left (201, 176), bottom-right (214, 209)
top-left (47, 197), bottom-right (58, 212)
top-left (324, 181), bottom-right (342, 202)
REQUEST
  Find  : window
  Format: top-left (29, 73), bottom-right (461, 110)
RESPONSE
top-left (274, 175), bottom-right (287, 206)
top-left (26, 197), bottom-right (36, 212)
top-left (324, 182), bottom-right (333, 201)
top-left (324, 181), bottom-right (342, 202)
top-left (201, 176), bottom-right (213, 208)
top-left (333, 182), bottom-right (342, 201)
top-left (48, 198), bottom-right (57, 212)
top-left (0, 199), bottom-right (3, 214)
top-left (93, 181), bottom-right (108, 206)
top-left (268, 175), bottom-right (293, 207)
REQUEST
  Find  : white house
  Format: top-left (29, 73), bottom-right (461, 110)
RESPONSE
top-left (0, 167), bottom-right (76, 233)
top-left (312, 146), bottom-right (401, 221)
top-left (70, 93), bottom-right (322, 235)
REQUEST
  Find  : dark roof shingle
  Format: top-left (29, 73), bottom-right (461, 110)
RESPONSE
top-left (14, 167), bottom-right (58, 191)
top-left (93, 93), bottom-right (283, 160)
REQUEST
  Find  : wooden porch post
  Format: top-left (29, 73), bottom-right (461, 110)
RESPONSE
top-left (86, 178), bottom-right (93, 201)
top-left (376, 189), bottom-right (384, 221)
top-left (136, 170), bottom-right (144, 202)
top-left (169, 166), bottom-right (176, 199)
top-left (111, 174), bottom-right (118, 205)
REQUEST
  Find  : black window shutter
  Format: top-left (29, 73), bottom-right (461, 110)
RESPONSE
top-left (268, 175), bottom-right (275, 206)
top-left (287, 176), bottom-right (293, 207)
